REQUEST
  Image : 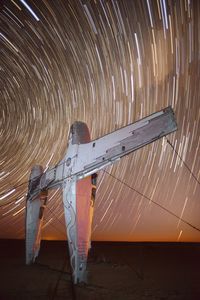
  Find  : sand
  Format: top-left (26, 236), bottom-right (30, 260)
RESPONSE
top-left (0, 240), bottom-right (199, 299)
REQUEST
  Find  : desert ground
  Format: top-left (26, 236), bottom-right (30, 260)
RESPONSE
top-left (0, 240), bottom-right (199, 299)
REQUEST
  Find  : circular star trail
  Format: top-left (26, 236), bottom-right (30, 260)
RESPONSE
top-left (0, 0), bottom-right (200, 241)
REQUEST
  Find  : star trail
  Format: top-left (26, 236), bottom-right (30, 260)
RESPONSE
top-left (0, 0), bottom-right (200, 242)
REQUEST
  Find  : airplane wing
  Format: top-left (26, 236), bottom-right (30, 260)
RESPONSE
top-left (72, 106), bottom-right (177, 179)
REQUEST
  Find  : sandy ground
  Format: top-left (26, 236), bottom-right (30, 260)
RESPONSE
top-left (0, 240), bottom-right (199, 299)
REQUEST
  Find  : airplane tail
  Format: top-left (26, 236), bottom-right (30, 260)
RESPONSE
top-left (25, 165), bottom-right (48, 264)
top-left (63, 175), bottom-right (95, 284)
top-left (25, 108), bottom-right (177, 284)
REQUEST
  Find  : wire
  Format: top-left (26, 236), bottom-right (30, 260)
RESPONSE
top-left (1, 137), bottom-right (200, 219)
top-left (104, 170), bottom-right (200, 233)
top-left (43, 215), bottom-right (66, 237)
top-left (35, 262), bottom-right (71, 276)
top-left (0, 160), bottom-right (66, 201)
top-left (0, 158), bottom-right (83, 202)
top-left (0, 181), bottom-right (28, 198)
top-left (51, 257), bottom-right (69, 300)
top-left (165, 138), bottom-right (200, 186)
top-left (45, 205), bottom-right (66, 230)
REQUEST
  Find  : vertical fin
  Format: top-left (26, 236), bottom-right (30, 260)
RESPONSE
top-left (63, 179), bottom-right (78, 281)
top-left (76, 176), bottom-right (93, 282)
top-left (63, 176), bottom-right (93, 284)
top-left (25, 165), bottom-right (47, 264)
top-left (34, 190), bottom-right (48, 258)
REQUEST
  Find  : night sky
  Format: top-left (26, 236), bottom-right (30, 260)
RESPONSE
top-left (0, 0), bottom-right (200, 242)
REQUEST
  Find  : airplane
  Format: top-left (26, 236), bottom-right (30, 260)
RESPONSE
top-left (25, 106), bottom-right (177, 284)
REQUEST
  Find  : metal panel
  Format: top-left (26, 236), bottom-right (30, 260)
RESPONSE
top-left (26, 166), bottom-right (43, 264)
top-left (73, 106), bottom-right (177, 178)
